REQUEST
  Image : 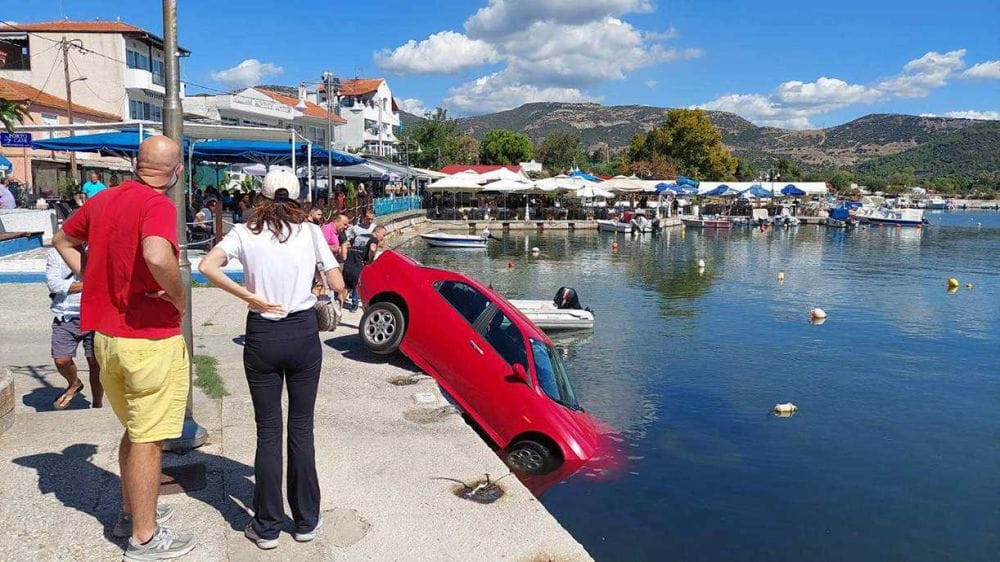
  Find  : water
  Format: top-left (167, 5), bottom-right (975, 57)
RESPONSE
top-left (399, 211), bottom-right (1000, 562)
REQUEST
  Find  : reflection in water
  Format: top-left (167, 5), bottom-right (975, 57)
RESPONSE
top-left (401, 216), bottom-right (1000, 562)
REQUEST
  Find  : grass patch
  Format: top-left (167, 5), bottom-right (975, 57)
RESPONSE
top-left (192, 355), bottom-right (228, 399)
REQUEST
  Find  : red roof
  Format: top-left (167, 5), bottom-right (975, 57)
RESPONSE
top-left (0, 20), bottom-right (145, 33)
top-left (321, 78), bottom-right (384, 97)
top-left (255, 89), bottom-right (346, 124)
top-left (0, 78), bottom-right (120, 121)
top-left (440, 164), bottom-right (522, 175)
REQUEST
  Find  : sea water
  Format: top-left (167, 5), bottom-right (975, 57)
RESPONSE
top-left (400, 211), bottom-right (1000, 561)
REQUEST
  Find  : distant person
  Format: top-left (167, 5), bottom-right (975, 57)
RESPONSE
top-left (348, 209), bottom-right (376, 242)
top-left (342, 225), bottom-right (385, 311)
top-left (81, 171), bottom-right (106, 201)
top-left (321, 213), bottom-right (351, 263)
top-left (355, 182), bottom-right (369, 215)
top-left (0, 176), bottom-right (16, 208)
top-left (307, 207), bottom-right (323, 225)
top-left (233, 193), bottom-right (247, 224)
top-left (108, 174), bottom-right (121, 188)
top-left (335, 188), bottom-right (346, 213)
top-left (46, 247), bottom-right (102, 409)
top-left (193, 199), bottom-right (218, 239)
top-left (53, 135), bottom-right (197, 560)
top-left (198, 169), bottom-right (344, 550)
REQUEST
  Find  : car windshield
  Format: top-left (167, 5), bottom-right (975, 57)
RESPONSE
top-left (530, 339), bottom-right (581, 410)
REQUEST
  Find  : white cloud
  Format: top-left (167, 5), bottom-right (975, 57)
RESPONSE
top-left (923, 110), bottom-right (1000, 120)
top-left (876, 49), bottom-right (966, 98)
top-left (398, 98), bottom-right (429, 115)
top-left (210, 59), bottom-right (283, 89)
top-left (445, 71), bottom-right (596, 114)
top-left (962, 60), bottom-right (1000, 79)
top-left (697, 94), bottom-right (816, 129)
top-left (374, 31), bottom-right (501, 74)
top-left (645, 26), bottom-right (679, 41)
top-left (645, 80), bottom-right (658, 88)
top-left (773, 77), bottom-right (880, 107)
top-left (465, 0), bottom-right (653, 38)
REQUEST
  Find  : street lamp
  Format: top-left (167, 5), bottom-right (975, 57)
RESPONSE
top-left (322, 73), bottom-right (341, 200)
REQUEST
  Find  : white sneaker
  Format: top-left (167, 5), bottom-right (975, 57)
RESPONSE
top-left (244, 521), bottom-right (279, 550)
top-left (293, 517), bottom-right (323, 543)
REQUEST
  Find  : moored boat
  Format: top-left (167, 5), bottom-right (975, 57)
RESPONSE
top-left (420, 232), bottom-right (488, 248)
top-left (510, 287), bottom-right (594, 331)
top-left (865, 207), bottom-right (925, 227)
top-left (681, 216), bottom-right (732, 229)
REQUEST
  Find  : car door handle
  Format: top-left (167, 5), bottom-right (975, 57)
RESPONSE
top-left (469, 340), bottom-right (484, 355)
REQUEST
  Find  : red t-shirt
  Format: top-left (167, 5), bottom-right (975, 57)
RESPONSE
top-left (62, 179), bottom-right (181, 338)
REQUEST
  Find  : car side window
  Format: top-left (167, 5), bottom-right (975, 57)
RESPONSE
top-left (479, 309), bottom-right (528, 368)
top-left (436, 281), bottom-right (491, 325)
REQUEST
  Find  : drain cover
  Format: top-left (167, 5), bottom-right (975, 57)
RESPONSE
top-left (160, 463), bottom-right (206, 495)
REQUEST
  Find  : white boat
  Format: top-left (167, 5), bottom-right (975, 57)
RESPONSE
top-left (420, 232), bottom-right (488, 248)
top-left (865, 207), bottom-right (925, 226)
top-left (926, 197), bottom-right (949, 210)
top-left (510, 287), bottom-right (594, 331)
top-left (596, 219), bottom-right (629, 233)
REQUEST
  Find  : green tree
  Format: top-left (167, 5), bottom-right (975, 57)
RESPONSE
top-left (536, 131), bottom-right (583, 173)
top-left (734, 158), bottom-right (757, 181)
top-left (0, 98), bottom-right (28, 133)
top-left (626, 109), bottom-right (737, 180)
top-left (828, 170), bottom-right (854, 193)
top-left (480, 129), bottom-right (534, 165)
top-left (775, 157), bottom-right (802, 181)
top-left (401, 107), bottom-right (459, 169)
top-left (442, 134), bottom-right (479, 165)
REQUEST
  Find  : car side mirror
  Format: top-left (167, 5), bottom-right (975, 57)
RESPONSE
top-left (510, 363), bottom-right (530, 385)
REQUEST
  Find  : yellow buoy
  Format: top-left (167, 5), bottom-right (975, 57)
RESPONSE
top-left (966, 282), bottom-right (973, 289)
top-left (947, 278), bottom-right (960, 289)
top-left (777, 271), bottom-right (785, 282)
top-left (947, 286), bottom-right (959, 295)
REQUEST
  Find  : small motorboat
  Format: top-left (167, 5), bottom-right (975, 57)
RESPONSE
top-left (681, 216), bottom-right (732, 229)
top-left (598, 211), bottom-right (656, 234)
top-left (420, 232), bottom-right (488, 248)
top-left (596, 219), bottom-right (628, 233)
top-left (865, 207), bottom-right (925, 227)
top-left (510, 287), bottom-right (594, 332)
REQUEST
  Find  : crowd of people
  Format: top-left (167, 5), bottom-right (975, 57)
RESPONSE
top-left (46, 136), bottom-right (388, 559)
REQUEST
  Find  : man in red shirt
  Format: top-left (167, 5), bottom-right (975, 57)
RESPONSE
top-left (53, 135), bottom-right (197, 560)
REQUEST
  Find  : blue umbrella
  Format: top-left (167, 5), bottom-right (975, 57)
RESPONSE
top-left (31, 128), bottom-right (166, 155)
top-left (0, 155), bottom-right (12, 171)
top-left (781, 184), bottom-right (807, 196)
top-left (677, 175), bottom-right (700, 188)
top-left (569, 170), bottom-right (600, 182)
top-left (703, 184), bottom-right (739, 197)
top-left (743, 184), bottom-right (774, 198)
top-left (655, 182), bottom-right (678, 193)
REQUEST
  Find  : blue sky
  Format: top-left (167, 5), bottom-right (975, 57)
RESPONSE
top-left (8, 0), bottom-right (1000, 128)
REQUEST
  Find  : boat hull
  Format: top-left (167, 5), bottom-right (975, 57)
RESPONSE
top-left (509, 300), bottom-right (595, 331)
top-left (420, 234), bottom-right (487, 248)
top-left (867, 217), bottom-right (924, 227)
top-left (681, 218), bottom-right (732, 229)
top-left (596, 220), bottom-right (628, 233)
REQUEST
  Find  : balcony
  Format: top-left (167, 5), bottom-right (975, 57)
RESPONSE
top-left (124, 68), bottom-right (165, 95)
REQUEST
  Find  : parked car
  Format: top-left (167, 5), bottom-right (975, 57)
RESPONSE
top-left (357, 250), bottom-right (599, 476)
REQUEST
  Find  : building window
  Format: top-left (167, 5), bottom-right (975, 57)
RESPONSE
top-left (220, 116), bottom-right (240, 126)
top-left (129, 100), bottom-right (162, 121)
top-left (126, 48), bottom-right (150, 71)
top-left (151, 59), bottom-right (165, 86)
top-left (0, 34), bottom-right (30, 70)
top-left (241, 119), bottom-right (270, 128)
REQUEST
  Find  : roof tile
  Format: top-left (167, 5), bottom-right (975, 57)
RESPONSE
top-left (0, 78), bottom-right (121, 121)
top-left (255, 88), bottom-right (346, 124)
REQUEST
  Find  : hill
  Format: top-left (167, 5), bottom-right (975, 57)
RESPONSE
top-left (441, 103), bottom-right (986, 169)
top-left (862, 120), bottom-right (1000, 183)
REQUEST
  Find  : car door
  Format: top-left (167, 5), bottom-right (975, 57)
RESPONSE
top-left (429, 280), bottom-right (495, 413)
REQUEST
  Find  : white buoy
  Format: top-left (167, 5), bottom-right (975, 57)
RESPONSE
top-left (777, 271), bottom-right (785, 282)
top-left (773, 402), bottom-right (798, 415)
top-left (531, 246), bottom-right (540, 255)
top-left (697, 259), bottom-right (706, 268)
top-left (810, 307), bottom-right (827, 320)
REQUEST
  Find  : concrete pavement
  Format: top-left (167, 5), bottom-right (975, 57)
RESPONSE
top-left (0, 284), bottom-right (591, 561)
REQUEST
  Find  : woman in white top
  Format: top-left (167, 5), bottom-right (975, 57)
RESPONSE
top-left (199, 170), bottom-right (344, 550)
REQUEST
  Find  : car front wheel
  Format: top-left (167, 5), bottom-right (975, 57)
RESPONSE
top-left (359, 301), bottom-right (406, 355)
top-left (505, 439), bottom-right (560, 475)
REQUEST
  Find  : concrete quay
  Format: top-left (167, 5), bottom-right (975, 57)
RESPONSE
top-left (0, 284), bottom-right (592, 561)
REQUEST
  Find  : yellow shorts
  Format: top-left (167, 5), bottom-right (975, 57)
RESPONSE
top-left (96, 333), bottom-right (189, 444)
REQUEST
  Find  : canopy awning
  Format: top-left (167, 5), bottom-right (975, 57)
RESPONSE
top-left (703, 184), bottom-right (740, 197)
top-left (781, 184), bottom-right (807, 196)
top-left (31, 128), bottom-right (166, 156)
top-left (0, 155), bottom-right (12, 171)
top-left (600, 175), bottom-right (650, 193)
top-left (743, 184), bottom-right (774, 198)
top-left (568, 169), bottom-right (600, 182)
top-left (570, 185), bottom-right (614, 198)
top-left (426, 170), bottom-right (487, 192)
top-left (481, 178), bottom-right (534, 193)
top-left (193, 140), bottom-right (363, 166)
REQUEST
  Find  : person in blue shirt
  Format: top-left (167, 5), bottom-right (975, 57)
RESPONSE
top-left (81, 171), bottom-right (106, 201)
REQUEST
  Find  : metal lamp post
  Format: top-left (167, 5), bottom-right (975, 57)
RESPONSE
top-left (162, 0), bottom-right (207, 452)
top-left (322, 73), bottom-right (341, 200)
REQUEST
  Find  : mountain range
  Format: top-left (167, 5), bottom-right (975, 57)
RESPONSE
top-left (401, 102), bottom-right (999, 180)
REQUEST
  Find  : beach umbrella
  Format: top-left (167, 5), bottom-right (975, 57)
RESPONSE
top-left (743, 184), bottom-right (774, 198)
top-left (426, 170), bottom-right (486, 192)
top-left (600, 175), bottom-right (649, 194)
top-left (781, 184), bottom-right (807, 196)
top-left (703, 184), bottom-right (740, 197)
top-left (571, 185), bottom-right (615, 198)
top-left (677, 175), bottom-right (700, 188)
top-left (478, 167), bottom-right (527, 182)
top-left (535, 175), bottom-right (595, 193)
top-left (568, 169), bottom-right (600, 182)
top-left (481, 178), bottom-right (534, 193)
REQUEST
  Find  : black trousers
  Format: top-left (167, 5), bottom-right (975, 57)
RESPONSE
top-left (244, 309), bottom-right (322, 539)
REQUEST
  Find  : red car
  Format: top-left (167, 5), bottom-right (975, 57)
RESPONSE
top-left (357, 250), bottom-right (599, 476)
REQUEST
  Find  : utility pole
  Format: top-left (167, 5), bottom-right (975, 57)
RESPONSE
top-left (162, 0), bottom-right (206, 452)
top-left (60, 37), bottom-right (78, 183)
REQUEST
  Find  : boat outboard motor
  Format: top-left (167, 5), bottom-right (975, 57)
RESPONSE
top-left (554, 287), bottom-right (583, 310)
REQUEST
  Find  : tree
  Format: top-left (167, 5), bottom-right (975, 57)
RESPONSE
top-left (627, 154), bottom-right (678, 179)
top-left (775, 157), bottom-right (802, 181)
top-left (734, 158), bottom-right (757, 181)
top-left (480, 129), bottom-right (534, 165)
top-left (442, 134), bottom-right (479, 165)
top-left (400, 107), bottom-right (459, 169)
top-left (0, 99), bottom-right (28, 133)
top-left (626, 109), bottom-right (737, 180)
top-left (536, 131), bottom-right (583, 173)
top-left (828, 170), bottom-right (854, 193)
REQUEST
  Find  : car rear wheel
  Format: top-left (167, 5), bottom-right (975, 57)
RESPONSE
top-left (505, 439), bottom-right (560, 475)
top-left (360, 301), bottom-right (406, 355)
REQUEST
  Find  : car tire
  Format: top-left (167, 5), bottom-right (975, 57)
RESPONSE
top-left (505, 439), bottom-right (560, 475)
top-left (359, 301), bottom-right (406, 355)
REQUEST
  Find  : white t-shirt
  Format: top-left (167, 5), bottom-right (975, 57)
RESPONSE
top-left (217, 222), bottom-right (339, 320)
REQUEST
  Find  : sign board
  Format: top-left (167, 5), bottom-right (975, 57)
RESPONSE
top-left (0, 133), bottom-right (32, 148)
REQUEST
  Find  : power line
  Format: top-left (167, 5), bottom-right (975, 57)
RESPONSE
top-left (24, 50), bottom-right (62, 113)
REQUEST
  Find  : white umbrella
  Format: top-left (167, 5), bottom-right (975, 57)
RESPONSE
top-left (535, 175), bottom-right (595, 193)
top-left (481, 178), bottom-right (534, 193)
top-left (600, 175), bottom-right (650, 194)
top-left (478, 167), bottom-right (527, 182)
top-left (571, 185), bottom-right (615, 198)
top-left (426, 170), bottom-right (486, 192)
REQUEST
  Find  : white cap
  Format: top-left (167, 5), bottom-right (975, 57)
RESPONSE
top-left (261, 169), bottom-right (300, 200)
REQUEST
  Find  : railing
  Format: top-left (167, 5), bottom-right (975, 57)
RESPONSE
top-left (373, 195), bottom-right (421, 217)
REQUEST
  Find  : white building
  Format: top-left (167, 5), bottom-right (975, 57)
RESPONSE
top-left (0, 19), bottom-right (189, 123)
top-left (183, 85), bottom-right (345, 145)
top-left (317, 78), bottom-right (400, 156)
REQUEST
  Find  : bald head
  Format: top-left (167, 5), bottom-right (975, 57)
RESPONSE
top-left (136, 135), bottom-right (183, 190)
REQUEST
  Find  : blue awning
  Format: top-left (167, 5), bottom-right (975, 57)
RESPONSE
top-left (0, 155), bottom-right (12, 171)
top-left (193, 139), bottom-right (364, 166)
top-left (781, 184), bottom-right (807, 196)
top-left (703, 184), bottom-right (739, 197)
top-left (31, 129), bottom-right (166, 155)
top-left (743, 184), bottom-right (774, 198)
top-left (569, 170), bottom-right (600, 182)
top-left (677, 175), bottom-right (700, 188)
